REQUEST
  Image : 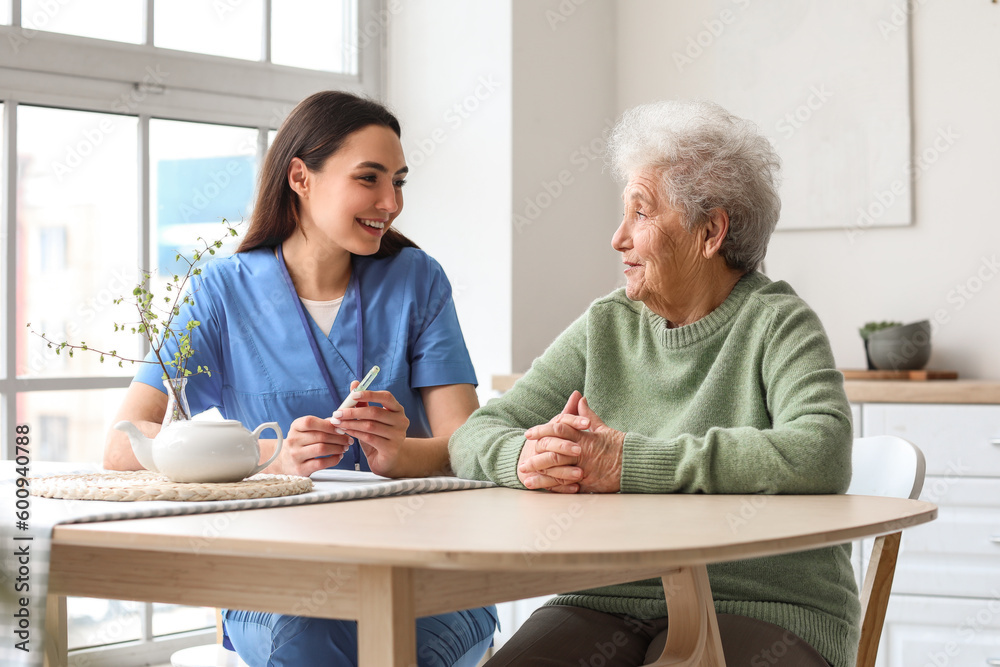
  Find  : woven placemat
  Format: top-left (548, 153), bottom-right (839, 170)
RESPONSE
top-left (30, 471), bottom-right (313, 502)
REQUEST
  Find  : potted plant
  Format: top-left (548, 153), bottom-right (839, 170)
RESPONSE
top-left (859, 321), bottom-right (902, 370)
top-left (30, 221), bottom-right (239, 424)
top-left (858, 320), bottom-right (932, 371)
top-left (29, 220), bottom-right (288, 483)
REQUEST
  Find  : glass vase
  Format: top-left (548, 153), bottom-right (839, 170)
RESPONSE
top-left (163, 377), bottom-right (192, 428)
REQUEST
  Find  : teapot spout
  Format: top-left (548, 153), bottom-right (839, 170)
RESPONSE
top-left (114, 421), bottom-right (158, 472)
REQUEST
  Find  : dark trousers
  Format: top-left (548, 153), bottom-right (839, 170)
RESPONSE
top-left (487, 605), bottom-right (832, 666)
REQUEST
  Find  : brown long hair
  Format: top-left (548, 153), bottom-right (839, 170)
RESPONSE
top-left (238, 91), bottom-right (418, 258)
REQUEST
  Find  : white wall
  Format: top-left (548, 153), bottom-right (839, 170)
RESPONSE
top-left (511, 0), bottom-right (621, 371)
top-left (617, 0), bottom-right (1000, 378)
top-left (385, 1), bottom-right (513, 400)
top-left (390, 0), bottom-right (1000, 382)
top-left (387, 0), bottom-right (622, 386)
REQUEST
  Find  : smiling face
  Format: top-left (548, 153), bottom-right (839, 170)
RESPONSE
top-left (612, 168), bottom-right (707, 314)
top-left (290, 124), bottom-right (408, 256)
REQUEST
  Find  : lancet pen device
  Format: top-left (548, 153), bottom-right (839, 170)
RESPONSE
top-left (332, 365), bottom-right (380, 416)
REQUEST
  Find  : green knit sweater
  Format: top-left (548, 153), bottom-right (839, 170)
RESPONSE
top-left (449, 271), bottom-right (859, 667)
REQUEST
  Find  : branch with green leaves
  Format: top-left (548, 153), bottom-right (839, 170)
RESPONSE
top-left (858, 320), bottom-right (903, 341)
top-left (28, 219), bottom-right (240, 420)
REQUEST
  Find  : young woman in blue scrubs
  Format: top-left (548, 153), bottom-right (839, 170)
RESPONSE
top-left (103, 91), bottom-right (497, 667)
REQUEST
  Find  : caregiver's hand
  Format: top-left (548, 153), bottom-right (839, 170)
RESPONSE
top-left (271, 415), bottom-right (354, 477)
top-left (520, 393), bottom-right (625, 493)
top-left (334, 380), bottom-right (410, 476)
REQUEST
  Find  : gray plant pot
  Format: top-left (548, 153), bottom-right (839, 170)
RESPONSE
top-left (866, 320), bottom-right (932, 371)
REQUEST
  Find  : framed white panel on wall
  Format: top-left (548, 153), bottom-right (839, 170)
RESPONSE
top-left (713, 0), bottom-right (912, 231)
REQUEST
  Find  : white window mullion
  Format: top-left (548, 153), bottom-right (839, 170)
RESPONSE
top-left (138, 114), bottom-right (151, 360)
top-left (1, 99), bottom-right (16, 459)
top-left (0, 28), bottom-right (366, 108)
top-left (357, 0), bottom-right (384, 97)
top-left (11, 0), bottom-right (20, 27)
top-left (344, 0), bottom-right (358, 76)
top-left (262, 0), bottom-right (272, 64)
top-left (143, 602), bottom-right (154, 642)
top-left (143, 0), bottom-right (154, 46)
top-left (257, 126), bottom-right (268, 167)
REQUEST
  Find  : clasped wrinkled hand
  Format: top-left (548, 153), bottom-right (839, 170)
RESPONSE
top-left (517, 390), bottom-right (625, 493)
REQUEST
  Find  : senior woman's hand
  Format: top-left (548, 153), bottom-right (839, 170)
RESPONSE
top-left (517, 392), bottom-right (585, 492)
top-left (518, 392), bottom-right (625, 493)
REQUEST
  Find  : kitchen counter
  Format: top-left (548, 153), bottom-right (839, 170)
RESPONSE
top-left (494, 375), bottom-right (1000, 405)
top-left (843, 380), bottom-right (1000, 404)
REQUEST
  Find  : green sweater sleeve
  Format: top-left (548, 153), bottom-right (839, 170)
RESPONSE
top-left (620, 300), bottom-right (853, 495)
top-left (449, 313), bottom-right (589, 487)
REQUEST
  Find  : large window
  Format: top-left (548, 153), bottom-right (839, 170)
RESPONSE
top-left (0, 2), bottom-right (380, 664)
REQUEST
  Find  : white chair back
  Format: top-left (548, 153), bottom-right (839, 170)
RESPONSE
top-left (847, 435), bottom-right (927, 667)
top-left (847, 435), bottom-right (926, 500)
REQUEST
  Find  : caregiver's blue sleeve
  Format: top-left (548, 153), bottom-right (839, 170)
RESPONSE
top-left (132, 269), bottom-right (225, 415)
top-left (406, 254), bottom-right (477, 389)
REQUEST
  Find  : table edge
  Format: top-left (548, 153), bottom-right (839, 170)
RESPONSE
top-left (50, 498), bottom-right (937, 571)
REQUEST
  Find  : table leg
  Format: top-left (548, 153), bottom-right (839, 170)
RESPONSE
top-left (358, 565), bottom-right (417, 667)
top-left (43, 594), bottom-right (68, 667)
top-left (649, 565), bottom-right (726, 667)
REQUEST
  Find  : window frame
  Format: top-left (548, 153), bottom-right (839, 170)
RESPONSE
top-left (0, 1), bottom-right (384, 663)
top-left (1, 0), bottom-right (384, 456)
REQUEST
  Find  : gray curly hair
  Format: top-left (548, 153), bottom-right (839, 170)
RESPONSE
top-left (607, 100), bottom-right (781, 273)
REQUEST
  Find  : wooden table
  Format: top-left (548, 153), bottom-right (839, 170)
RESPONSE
top-left (45, 488), bottom-right (936, 667)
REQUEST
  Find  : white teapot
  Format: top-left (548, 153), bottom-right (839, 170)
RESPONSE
top-left (114, 419), bottom-right (284, 483)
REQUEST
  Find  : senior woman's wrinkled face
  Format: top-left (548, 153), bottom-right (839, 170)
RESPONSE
top-left (612, 168), bottom-right (706, 312)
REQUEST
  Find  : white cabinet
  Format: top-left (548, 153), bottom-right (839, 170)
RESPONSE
top-left (881, 596), bottom-right (1000, 667)
top-left (857, 402), bottom-right (1000, 667)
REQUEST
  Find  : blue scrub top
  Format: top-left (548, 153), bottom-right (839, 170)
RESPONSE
top-left (133, 246), bottom-right (477, 472)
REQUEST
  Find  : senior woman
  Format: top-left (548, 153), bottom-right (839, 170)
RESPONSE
top-left (449, 100), bottom-right (857, 667)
